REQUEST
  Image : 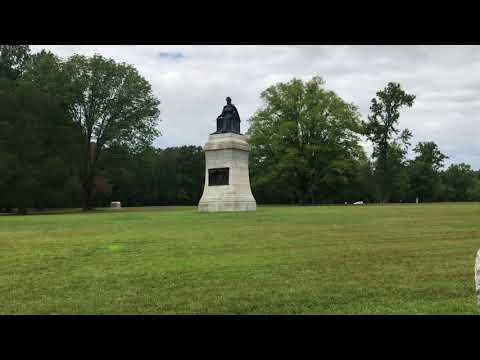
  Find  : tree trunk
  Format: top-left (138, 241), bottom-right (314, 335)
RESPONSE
top-left (82, 175), bottom-right (95, 211)
top-left (299, 191), bottom-right (307, 206)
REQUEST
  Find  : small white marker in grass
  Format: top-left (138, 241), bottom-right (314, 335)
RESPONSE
top-left (110, 201), bottom-right (121, 209)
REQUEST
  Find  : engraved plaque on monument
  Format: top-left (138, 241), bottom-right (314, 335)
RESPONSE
top-left (208, 168), bottom-right (229, 186)
top-left (198, 97), bottom-right (257, 212)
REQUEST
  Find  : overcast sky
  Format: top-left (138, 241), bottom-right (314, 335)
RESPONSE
top-left (30, 45), bottom-right (480, 169)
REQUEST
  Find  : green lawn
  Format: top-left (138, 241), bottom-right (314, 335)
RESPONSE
top-left (1, 204), bottom-right (479, 314)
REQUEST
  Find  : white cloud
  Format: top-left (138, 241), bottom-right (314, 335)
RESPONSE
top-left (30, 45), bottom-right (480, 169)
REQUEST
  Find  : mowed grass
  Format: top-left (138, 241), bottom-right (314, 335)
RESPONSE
top-left (0, 204), bottom-right (479, 314)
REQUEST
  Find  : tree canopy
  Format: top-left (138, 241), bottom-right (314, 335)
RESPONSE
top-left (408, 141), bottom-right (448, 202)
top-left (0, 78), bottom-right (78, 214)
top-left (248, 76), bottom-right (367, 204)
top-left (0, 45), bottom-right (31, 80)
top-left (23, 52), bottom-right (161, 210)
top-left (364, 82), bottom-right (416, 202)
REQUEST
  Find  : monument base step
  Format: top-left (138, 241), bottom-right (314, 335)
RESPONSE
top-left (198, 200), bottom-right (257, 212)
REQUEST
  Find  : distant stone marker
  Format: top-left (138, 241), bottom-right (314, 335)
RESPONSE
top-left (110, 201), bottom-right (121, 209)
top-left (198, 97), bottom-right (257, 212)
top-left (476, 249), bottom-right (480, 313)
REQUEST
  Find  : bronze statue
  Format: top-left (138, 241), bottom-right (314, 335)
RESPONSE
top-left (214, 97), bottom-right (241, 134)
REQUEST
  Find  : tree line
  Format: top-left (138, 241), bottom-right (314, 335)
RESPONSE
top-left (248, 77), bottom-right (480, 204)
top-left (1, 46), bottom-right (479, 214)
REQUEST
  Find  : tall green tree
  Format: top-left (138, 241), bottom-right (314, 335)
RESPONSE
top-left (41, 54), bottom-right (161, 210)
top-left (386, 143), bottom-right (411, 202)
top-left (248, 76), bottom-right (365, 204)
top-left (0, 78), bottom-right (79, 214)
top-left (408, 141), bottom-right (447, 202)
top-left (0, 45), bottom-right (31, 80)
top-left (0, 47), bottom-right (81, 214)
top-left (441, 163), bottom-right (476, 201)
top-left (364, 82), bottom-right (415, 202)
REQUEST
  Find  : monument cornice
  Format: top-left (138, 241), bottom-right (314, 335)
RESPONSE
top-left (204, 133), bottom-right (250, 152)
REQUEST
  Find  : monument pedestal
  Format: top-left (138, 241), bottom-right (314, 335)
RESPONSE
top-left (198, 133), bottom-right (257, 212)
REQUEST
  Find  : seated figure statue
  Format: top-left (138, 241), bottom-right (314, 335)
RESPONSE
top-left (215, 97), bottom-right (241, 134)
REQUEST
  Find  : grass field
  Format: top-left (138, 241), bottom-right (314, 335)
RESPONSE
top-left (1, 204), bottom-right (479, 314)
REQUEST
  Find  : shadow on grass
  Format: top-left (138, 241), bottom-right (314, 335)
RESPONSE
top-left (1, 202), bottom-right (478, 217)
top-left (0, 208), bottom-right (88, 216)
top-left (0, 206), bottom-right (197, 216)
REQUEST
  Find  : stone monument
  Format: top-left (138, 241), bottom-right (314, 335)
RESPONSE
top-left (110, 201), bottom-right (121, 209)
top-left (198, 97), bottom-right (257, 212)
